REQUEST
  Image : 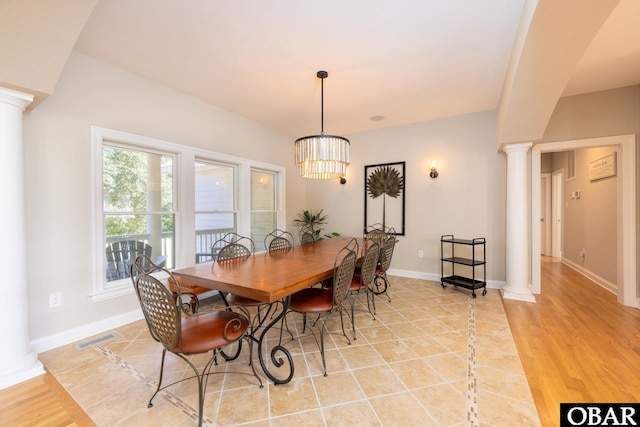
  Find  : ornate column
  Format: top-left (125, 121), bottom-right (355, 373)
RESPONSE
top-left (502, 142), bottom-right (536, 302)
top-left (0, 87), bottom-right (45, 389)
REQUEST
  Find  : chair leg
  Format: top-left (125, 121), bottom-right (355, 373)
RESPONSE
top-left (148, 348), bottom-right (167, 408)
top-left (367, 287), bottom-right (377, 320)
top-left (317, 318), bottom-right (328, 377)
top-left (350, 297), bottom-right (357, 340)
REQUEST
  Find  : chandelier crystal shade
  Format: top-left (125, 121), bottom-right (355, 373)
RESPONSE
top-left (295, 71), bottom-right (350, 180)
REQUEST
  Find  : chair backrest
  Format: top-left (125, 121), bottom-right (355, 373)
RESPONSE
top-left (300, 231), bottom-right (315, 245)
top-left (216, 242), bottom-right (253, 262)
top-left (332, 238), bottom-right (358, 305)
top-left (212, 234), bottom-right (255, 260)
top-left (379, 235), bottom-right (396, 272)
top-left (264, 229), bottom-right (294, 253)
top-left (132, 267), bottom-right (181, 350)
top-left (359, 241), bottom-right (380, 286)
top-left (106, 240), bottom-right (152, 280)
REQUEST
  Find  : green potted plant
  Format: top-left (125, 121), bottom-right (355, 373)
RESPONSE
top-left (293, 209), bottom-right (339, 241)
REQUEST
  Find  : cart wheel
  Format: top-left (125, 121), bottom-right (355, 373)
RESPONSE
top-left (441, 282), bottom-right (446, 289)
top-left (472, 292), bottom-right (477, 298)
top-left (482, 289), bottom-right (487, 296)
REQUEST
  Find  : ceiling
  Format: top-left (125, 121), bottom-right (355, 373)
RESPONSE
top-left (5, 0), bottom-right (640, 139)
top-left (72, 0), bottom-right (526, 138)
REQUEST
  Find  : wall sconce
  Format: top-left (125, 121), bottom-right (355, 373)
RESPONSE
top-left (429, 162), bottom-right (439, 179)
top-left (340, 177), bottom-right (347, 185)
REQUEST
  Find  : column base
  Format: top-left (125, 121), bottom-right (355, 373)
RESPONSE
top-left (501, 287), bottom-right (537, 303)
top-left (0, 353), bottom-right (45, 390)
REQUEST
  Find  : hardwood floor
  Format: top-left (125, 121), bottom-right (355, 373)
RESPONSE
top-left (503, 257), bottom-right (640, 427)
top-left (1, 258), bottom-right (638, 426)
top-left (0, 371), bottom-right (95, 427)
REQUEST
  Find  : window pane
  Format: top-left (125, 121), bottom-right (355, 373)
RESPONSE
top-left (104, 213), bottom-right (174, 282)
top-left (251, 212), bottom-right (276, 252)
top-left (195, 213), bottom-right (237, 263)
top-left (195, 162), bottom-right (234, 211)
top-left (103, 146), bottom-right (173, 212)
top-left (251, 171), bottom-right (275, 210)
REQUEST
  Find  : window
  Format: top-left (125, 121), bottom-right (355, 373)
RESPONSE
top-left (251, 169), bottom-right (277, 252)
top-left (103, 145), bottom-right (175, 278)
top-left (567, 150), bottom-right (576, 181)
top-left (92, 127), bottom-right (286, 300)
top-left (194, 161), bottom-right (237, 263)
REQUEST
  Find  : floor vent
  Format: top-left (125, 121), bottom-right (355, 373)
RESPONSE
top-left (76, 333), bottom-right (117, 350)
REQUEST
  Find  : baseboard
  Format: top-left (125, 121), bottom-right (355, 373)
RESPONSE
top-left (31, 309), bottom-right (144, 355)
top-left (561, 258), bottom-right (617, 295)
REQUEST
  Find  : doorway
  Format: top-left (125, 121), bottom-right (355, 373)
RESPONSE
top-left (531, 134), bottom-right (636, 307)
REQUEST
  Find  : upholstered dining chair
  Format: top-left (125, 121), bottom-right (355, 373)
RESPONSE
top-left (214, 236), bottom-right (260, 309)
top-left (348, 240), bottom-right (380, 339)
top-left (372, 234), bottom-right (397, 302)
top-left (130, 255), bottom-right (262, 427)
top-left (214, 238), bottom-right (279, 354)
top-left (284, 238), bottom-right (358, 376)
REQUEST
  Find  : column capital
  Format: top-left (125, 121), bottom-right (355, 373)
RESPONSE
top-left (502, 142), bottom-right (533, 154)
top-left (0, 87), bottom-right (34, 111)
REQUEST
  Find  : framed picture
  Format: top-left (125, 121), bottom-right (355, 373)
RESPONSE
top-left (364, 161), bottom-right (405, 235)
top-left (588, 153), bottom-right (616, 181)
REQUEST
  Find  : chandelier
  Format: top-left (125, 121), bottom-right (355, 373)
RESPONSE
top-left (295, 71), bottom-right (350, 180)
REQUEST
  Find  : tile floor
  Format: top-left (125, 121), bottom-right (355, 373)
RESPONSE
top-left (39, 277), bottom-right (541, 426)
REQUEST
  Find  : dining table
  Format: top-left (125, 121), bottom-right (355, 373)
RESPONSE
top-left (172, 236), bottom-right (364, 384)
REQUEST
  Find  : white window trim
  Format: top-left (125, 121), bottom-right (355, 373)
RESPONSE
top-left (90, 126), bottom-right (286, 302)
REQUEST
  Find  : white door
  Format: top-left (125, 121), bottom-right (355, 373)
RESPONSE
top-left (540, 173), bottom-right (551, 255)
top-left (551, 170), bottom-right (563, 258)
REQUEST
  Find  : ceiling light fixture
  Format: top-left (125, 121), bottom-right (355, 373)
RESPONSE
top-left (295, 70), bottom-right (350, 180)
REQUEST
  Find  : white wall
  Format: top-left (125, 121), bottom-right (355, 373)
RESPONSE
top-left (23, 52), bottom-right (306, 341)
top-left (303, 110), bottom-right (507, 283)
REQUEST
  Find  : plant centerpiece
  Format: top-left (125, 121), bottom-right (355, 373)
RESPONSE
top-left (293, 209), bottom-right (339, 241)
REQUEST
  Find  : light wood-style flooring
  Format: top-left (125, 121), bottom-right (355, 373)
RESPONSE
top-left (503, 257), bottom-right (640, 427)
top-left (1, 257), bottom-right (638, 426)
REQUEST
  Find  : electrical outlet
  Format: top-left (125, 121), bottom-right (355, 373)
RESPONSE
top-left (49, 292), bottom-right (62, 308)
top-left (418, 250), bottom-right (424, 258)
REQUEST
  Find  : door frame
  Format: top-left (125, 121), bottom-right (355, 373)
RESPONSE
top-left (551, 169), bottom-right (563, 258)
top-left (531, 134), bottom-right (636, 307)
top-left (540, 172), bottom-right (551, 255)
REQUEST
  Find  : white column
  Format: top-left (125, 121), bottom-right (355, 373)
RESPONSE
top-left (502, 142), bottom-right (536, 302)
top-left (0, 87), bottom-right (45, 389)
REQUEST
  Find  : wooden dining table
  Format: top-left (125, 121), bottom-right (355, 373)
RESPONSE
top-left (172, 236), bottom-right (364, 384)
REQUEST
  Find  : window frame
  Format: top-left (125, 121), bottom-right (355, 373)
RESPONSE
top-left (91, 126), bottom-right (286, 301)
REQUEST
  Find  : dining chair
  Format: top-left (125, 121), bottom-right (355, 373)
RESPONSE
top-left (214, 238), bottom-right (279, 360)
top-left (372, 234), bottom-right (396, 302)
top-left (284, 238), bottom-right (358, 376)
top-left (348, 240), bottom-right (380, 339)
top-left (264, 229), bottom-right (294, 253)
top-left (130, 255), bottom-right (262, 427)
top-left (299, 226), bottom-right (316, 245)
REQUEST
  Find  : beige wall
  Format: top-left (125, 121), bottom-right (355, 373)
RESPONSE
top-left (564, 147), bottom-right (618, 284)
top-left (23, 52), bottom-right (305, 340)
top-left (303, 110), bottom-right (507, 284)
